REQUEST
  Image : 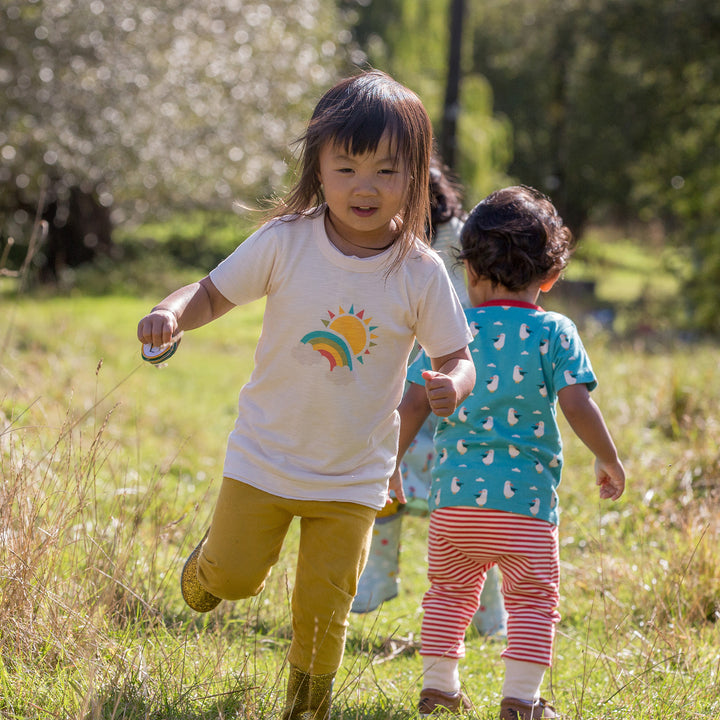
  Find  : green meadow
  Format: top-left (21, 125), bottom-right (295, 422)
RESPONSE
top-left (1, 230), bottom-right (719, 719)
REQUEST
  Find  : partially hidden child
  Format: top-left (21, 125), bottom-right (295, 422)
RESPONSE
top-left (352, 154), bottom-right (508, 639)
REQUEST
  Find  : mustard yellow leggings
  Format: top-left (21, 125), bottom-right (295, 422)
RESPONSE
top-left (197, 478), bottom-right (377, 675)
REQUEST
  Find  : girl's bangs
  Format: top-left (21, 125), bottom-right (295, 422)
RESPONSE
top-left (331, 111), bottom-right (406, 162)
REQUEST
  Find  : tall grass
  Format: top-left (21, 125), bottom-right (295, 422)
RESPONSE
top-left (2, 230), bottom-right (720, 717)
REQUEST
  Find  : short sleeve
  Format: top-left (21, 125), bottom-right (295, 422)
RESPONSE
top-left (549, 319), bottom-right (597, 393)
top-left (413, 255), bottom-right (472, 359)
top-left (209, 222), bottom-right (278, 306)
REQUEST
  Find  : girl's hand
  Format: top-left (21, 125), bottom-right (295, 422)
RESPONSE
top-left (388, 466), bottom-right (406, 505)
top-left (595, 458), bottom-right (626, 501)
top-left (422, 370), bottom-right (460, 417)
top-left (137, 308), bottom-right (178, 348)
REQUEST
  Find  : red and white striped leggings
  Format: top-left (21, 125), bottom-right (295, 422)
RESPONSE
top-left (421, 507), bottom-right (561, 667)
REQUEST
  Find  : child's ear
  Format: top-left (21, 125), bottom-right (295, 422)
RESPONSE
top-left (539, 271), bottom-right (562, 293)
top-left (463, 259), bottom-right (478, 285)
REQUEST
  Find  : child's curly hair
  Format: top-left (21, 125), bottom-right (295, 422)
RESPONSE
top-left (458, 185), bottom-right (576, 292)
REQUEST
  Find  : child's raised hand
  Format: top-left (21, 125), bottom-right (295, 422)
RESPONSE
top-left (137, 308), bottom-right (178, 348)
top-left (595, 458), bottom-right (626, 501)
top-left (387, 466), bottom-right (406, 505)
top-left (422, 370), bottom-right (461, 418)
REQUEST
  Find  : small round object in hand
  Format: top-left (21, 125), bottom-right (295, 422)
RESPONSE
top-left (141, 337), bottom-right (180, 365)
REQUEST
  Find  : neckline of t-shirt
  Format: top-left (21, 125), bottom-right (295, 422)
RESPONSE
top-left (476, 299), bottom-right (542, 310)
top-left (314, 210), bottom-right (400, 272)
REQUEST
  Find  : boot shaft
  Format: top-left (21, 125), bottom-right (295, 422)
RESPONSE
top-left (282, 665), bottom-right (335, 720)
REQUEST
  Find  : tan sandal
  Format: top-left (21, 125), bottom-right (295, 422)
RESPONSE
top-left (418, 688), bottom-right (472, 716)
top-left (499, 696), bottom-right (558, 719)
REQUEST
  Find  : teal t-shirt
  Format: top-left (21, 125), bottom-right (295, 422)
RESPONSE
top-left (407, 300), bottom-right (597, 525)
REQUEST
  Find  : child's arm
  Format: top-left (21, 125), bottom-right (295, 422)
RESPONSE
top-left (388, 348), bottom-right (474, 503)
top-left (388, 381), bottom-right (433, 505)
top-left (137, 276), bottom-right (234, 347)
top-left (558, 383), bottom-right (626, 501)
top-left (426, 347), bottom-right (476, 417)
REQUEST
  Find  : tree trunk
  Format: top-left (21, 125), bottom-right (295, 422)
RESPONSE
top-left (439, 0), bottom-right (465, 170)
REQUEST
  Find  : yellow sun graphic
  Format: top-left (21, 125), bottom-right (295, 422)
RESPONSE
top-left (324, 306), bottom-right (378, 364)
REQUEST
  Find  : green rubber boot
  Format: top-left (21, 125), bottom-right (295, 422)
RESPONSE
top-left (282, 665), bottom-right (335, 720)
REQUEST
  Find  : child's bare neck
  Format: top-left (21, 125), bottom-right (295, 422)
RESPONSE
top-left (470, 281), bottom-right (542, 307)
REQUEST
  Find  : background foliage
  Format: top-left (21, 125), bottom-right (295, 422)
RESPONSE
top-left (3, 0), bottom-right (719, 328)
top-left (464, 0), bottom-right (720, 329)
top-left (1, 0), bottom-right (347, 231)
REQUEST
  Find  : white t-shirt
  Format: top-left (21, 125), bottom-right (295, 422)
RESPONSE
top-left (209, 211), bottom-right (472, 510)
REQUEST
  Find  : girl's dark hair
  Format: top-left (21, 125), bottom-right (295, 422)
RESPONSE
top-left (276, 70), bottom-right (433, 266)
top-left (428, 154), bottom-right (465, 238)
top-left (459, 185), bottom-right (576, 292)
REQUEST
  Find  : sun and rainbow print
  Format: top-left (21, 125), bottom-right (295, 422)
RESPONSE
top-left (300, 305), bottom-right (378, 371)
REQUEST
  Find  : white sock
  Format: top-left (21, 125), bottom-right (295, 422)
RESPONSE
top-left (422, 656), bottom-right (460, 694)
top-left (502, 658), bottom-right (546, 702)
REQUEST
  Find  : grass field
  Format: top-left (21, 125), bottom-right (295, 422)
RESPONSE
top-left (2, 252), bottom-right (719, 718)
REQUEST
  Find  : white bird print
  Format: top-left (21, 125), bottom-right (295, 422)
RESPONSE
top-left (458, 407), bottom-right (469, 422)
top-left (519, 324), bottom-right (532, 340)
top-left (451, 477), bottom-right (462, 494)
top-left (538, 383), bottom-right (548, 397)
top-left (486, 375), bottom-right (499, 393)
top-left (434, 489), bottom-right (442, 505)
top-left (439, 448), bottom-right (448, 463)
top-left (508, 444), bottom-right (520, 458)
top-left (533, 421), bottom-right (545, 438)
top-left (513, 365), bottom-right (527, 383)
top-left (469, 321), bottom-right (481, 337)
top-left (503, 481), bottom-right (516, 498)
top-left (482, 449), bottom-right (494, 465)
top-left (539, 339), bottom-right (549, 355)
top-left (529, 498), bottom-right (540, 515)
top-left (493, 333), bottom-right (506, 350)
top-left (457, 439), bottom-right (468, 455)
top-left (549, 455), bottom-right (559, 468)
top-left (564, 369), bottom-right (577, 385)
top-left (560, 333), bottom-right (571, 350)
top-left (534, 460), bottom-right (544, 473)
top-left (482, 416), bottom-right (494, 430)
top-left (508, 408), bottom-right (520, 425)
top-left (475, 489), bottom-right (488, 506)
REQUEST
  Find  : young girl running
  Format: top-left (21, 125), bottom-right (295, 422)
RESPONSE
top-left (392, 185), bottom-right (626, 719)
top-left (137, 70), bottom-right (475, 720)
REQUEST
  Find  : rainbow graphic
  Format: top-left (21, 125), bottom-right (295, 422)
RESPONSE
top-left (301, 331), bottom-right (354, 370)
top-left (301, 305), bottom-right (378, 371)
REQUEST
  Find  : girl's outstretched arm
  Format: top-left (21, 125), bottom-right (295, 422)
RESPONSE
top-left (137, 276), bottom-right (235, 347)
top-left (558, 383), bottom-right (626, 501)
